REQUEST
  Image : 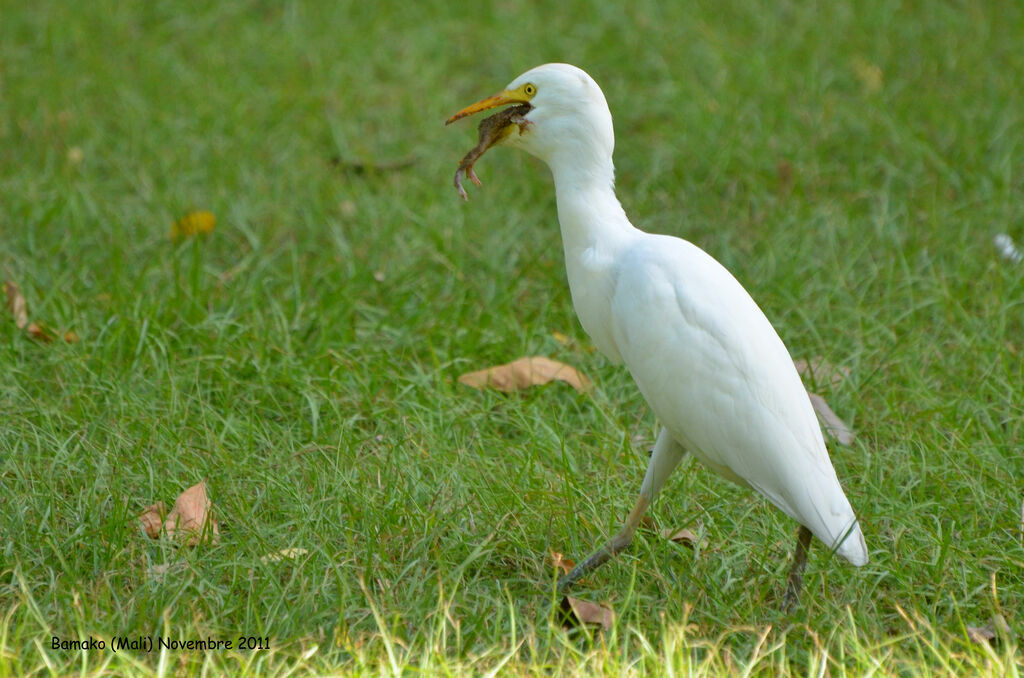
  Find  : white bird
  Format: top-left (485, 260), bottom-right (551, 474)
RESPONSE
top-left (447, 63), bottom-right (867, 609)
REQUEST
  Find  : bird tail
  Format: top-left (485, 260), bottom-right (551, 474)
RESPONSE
top-left (832, 519), bottom-right (868, 566)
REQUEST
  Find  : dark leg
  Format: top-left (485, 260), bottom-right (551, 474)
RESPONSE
top-left (782, 525), bottom-right (814, 612)
top-left (557, 494), bottom-right (650, 594)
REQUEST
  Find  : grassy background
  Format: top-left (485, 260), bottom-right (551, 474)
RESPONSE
top-left (1, 0), bottom-right (1022, 674)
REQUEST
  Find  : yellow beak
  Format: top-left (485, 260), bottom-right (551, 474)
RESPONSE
top-left (445, 89), bottom-right (531, 125)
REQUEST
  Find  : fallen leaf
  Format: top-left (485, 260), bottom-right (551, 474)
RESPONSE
top-left (851, 57), bottom-right (883, 94)
top-left (146, 562), bottom-right (188, 583)
top-left (139, 501), bottom-right (166, 539)
top-left (261, 548), bottom-right (309, 563)
top-left (25, 322), bottom-right (55, 343)
top-left (170, 211), bottom-right (216, 239)
top-left (807, 392), bottom-right (855, 445)
top-left (549, 551), bottom-right (575, 575)
top-left (660, 527), bottom-right (700, 547)
top-left (795, 356), bottom-right (850, 391)
top-left (140, 481), bottom-right (219, 546)
top-left (149, 563), bottom-right (171, 581)
top-left (967, 616), bottom-right (1011, 646)
top-left (458, 356), bottom-right (592, 393)
top-left (62, 329), bottom-right (80, 343)
top-left (560, 596), bottom-right (614, 631)
top-left (165, 481), bottom-right (219, 546)
top-left (4, 281), bottom-right (28, 329)
top-left (967, 625), bottom-right (996, 645)
top-left (639, 515), bottom-right (658, 532)
top-left (148, 560), bottom-right (192, 583)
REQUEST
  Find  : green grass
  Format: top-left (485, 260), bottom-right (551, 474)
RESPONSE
top-left (1, 0), bottom-right (1022, 674)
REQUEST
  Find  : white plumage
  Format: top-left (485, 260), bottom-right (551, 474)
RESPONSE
top-left (448, 63), bottom-right (867, 604)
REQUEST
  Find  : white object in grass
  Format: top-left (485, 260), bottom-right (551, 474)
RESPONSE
top-left (447, 64), bottom-right (868, 607)
top-left (994, 233), bottom-right (1023, 264)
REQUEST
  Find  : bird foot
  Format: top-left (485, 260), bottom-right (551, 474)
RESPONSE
top-left (556, 512), bottom-right (646, 593)
top-left (557, 542), bottom-right (620, 595)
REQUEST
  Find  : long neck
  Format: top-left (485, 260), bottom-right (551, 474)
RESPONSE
top-left (547, 149), bottom-right (637, 260)
top-left (545, 148), bottom-right (638, 362)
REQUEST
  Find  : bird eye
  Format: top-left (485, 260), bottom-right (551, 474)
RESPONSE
top-left (524, 84), bottom-right (536, 97)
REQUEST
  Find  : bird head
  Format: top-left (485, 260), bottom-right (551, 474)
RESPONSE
top-left (447, 63), bottom-right (615, 169)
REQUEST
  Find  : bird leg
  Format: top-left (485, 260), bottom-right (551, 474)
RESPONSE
top-left (557, 494), bottom-right (650, 593)
top-left (557, 427), bottom-right (687, 594)
top-left (782, 525), bottom-right (814, 612)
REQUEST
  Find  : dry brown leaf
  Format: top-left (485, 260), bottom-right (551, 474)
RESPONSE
top-left (139, 501), bottom-right (166, 539)
top-left (165, 481), bottom-right (219, 546)
top-left (149, 563), bottom-right (171, 581)
top-left (639, 515), bottom-right (658, 533)
top-left (794, 356), bottom-right (850, 391)
top-left (807, 392), bottom-right (855, 445)
top-left (458, 356), bottom-right (592, 393)
top-left (660, 527), bottom-right (700, 547)
top-left (4, 281), bottom-right (28, 329)
top-left (967, 616), bottom-right (1010, 646)
top-left (25, 322), bottom-right (55, 343)
top-left (147, 561), bottom-right (189, 583)
top-left (261, 548), bottom-right (309, 563)
top-left (140, 481), bottom-right (219, 546)
top-left (4, 281), bottom-right (76, 343)
top-left (549, 551), bottom-right (575, 575)
top-left (560, 596), bottom-right (614, 631)
top-left (967, 625), bottom-right (997, 645)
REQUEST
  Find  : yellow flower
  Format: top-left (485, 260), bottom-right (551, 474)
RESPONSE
top-left (170, 210), bottom-right (216, 239)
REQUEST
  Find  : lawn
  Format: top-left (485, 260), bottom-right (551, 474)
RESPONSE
top-left (1, 0), bottom-right (1022, 675)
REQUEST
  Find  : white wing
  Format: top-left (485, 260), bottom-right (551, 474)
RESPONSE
top-left (608, 233), bottom-right (867, 565)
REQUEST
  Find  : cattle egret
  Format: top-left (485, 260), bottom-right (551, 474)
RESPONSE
top-left (447, 63), bottom-right (868, 609)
